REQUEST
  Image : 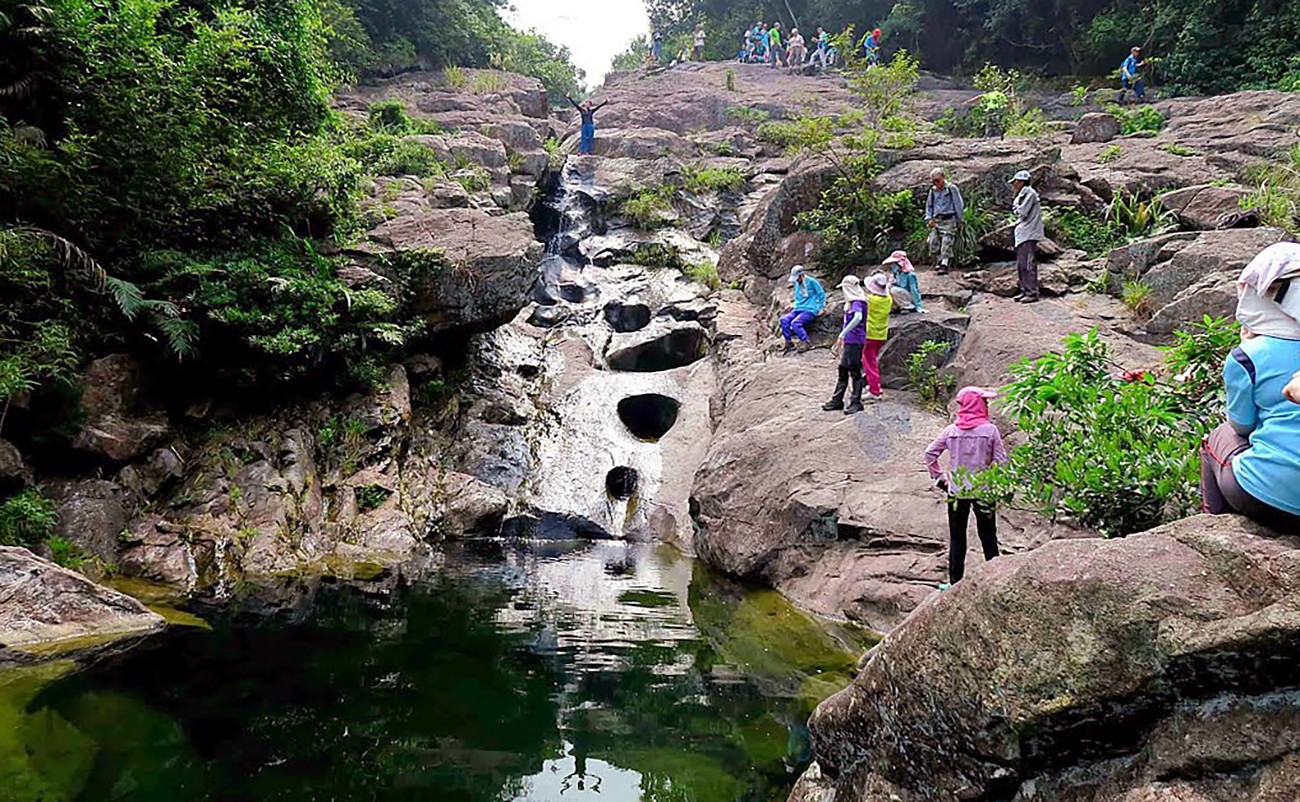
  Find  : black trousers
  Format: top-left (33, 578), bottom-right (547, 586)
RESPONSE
top-left (948, 498), bottom-right (999, 583)
top-left (829, 342), bottom-right (865, 404)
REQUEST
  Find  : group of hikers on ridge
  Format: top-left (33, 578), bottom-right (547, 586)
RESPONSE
top-left (778, 170), bottom-right (1300, 589)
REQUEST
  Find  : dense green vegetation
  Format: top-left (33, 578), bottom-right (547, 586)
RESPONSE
top-left (976, 318), bottom-right (1239, 537)
top-left (641, 0), bottom-right (1300, 94)
top-left (0, 0), bottom-right (581, 424)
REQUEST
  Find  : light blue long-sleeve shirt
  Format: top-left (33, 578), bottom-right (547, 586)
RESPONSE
top-left (1225, 336), bottom-right (1300, 516)
top-left (1122, 55), bottom-right (1142, 80)
top-left (925, 183), bottom-right (964, 222)
top-left (792, 276), bottom-right (826, 314)
top-left (891, 267), bottom-right (924, 311)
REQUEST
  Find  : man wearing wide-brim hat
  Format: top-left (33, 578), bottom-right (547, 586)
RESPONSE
top-left (1010, 169), bottom-right (1044, 304)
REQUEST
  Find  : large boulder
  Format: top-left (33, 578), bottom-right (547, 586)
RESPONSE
top-left (1070, 112), bottom-right (1120, 144)
top-left (1107, 227), bottom-right (1292, 334)
top-left (71, 354), bottom-right (171, 462)
top-left (46, 479), bottom-right (129, 565)
top-left (0, 438), bottom-right (31, 489)
top-left (947, 294), bottom-right (1162, 390)
top-left (357, 208), bottom-right (543, 334)
top-left (877, 311), bottom-right (968, 391)
top-left (1159, 183), bottom-right (1256, 230)
top-left (692, 295), bottom-right (1079, 632)
top-left (594, 127), bottom-right (700, 161)
top-left (798, 515), bottom-right (1300, 802)
top-left (0, 546), bottom-right (165, 665)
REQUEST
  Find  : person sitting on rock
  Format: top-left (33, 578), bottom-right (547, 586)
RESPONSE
top-left (780, 265), bottom-right (826, 354)
top-left (823, 275), bottom-right (868, 413)
top-left (1201, 242), bottom-right (1300, 531)
top-left (1118, 46), bottom-right (1147, 103)
top-left (566, 96), bottom-right (609, 156)
top-left (883, 250), bottom-right (925, 314)
top-left (925, 386), bottom-right (1008, 588)
top-left (861, 272), bottom-right (893, 402)
top-left (925, 168), bottom-right (964, 275)
top-left (1010, 169), bottom-right (1044, 304)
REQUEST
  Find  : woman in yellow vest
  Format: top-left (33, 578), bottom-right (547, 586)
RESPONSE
top-left (861, 273), bottom-right (892, 402)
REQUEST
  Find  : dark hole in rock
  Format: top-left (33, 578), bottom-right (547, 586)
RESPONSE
top-left (558, 283), bottom-right (588, 303)
top-left (605, 467), bottom-right (638, 500)
top-left (604, 302), bottom-right (652, 333)
top-left (528, 305), bottom-right (570, 328)
top-left (606, 328), bottom-right (708, 372)
top-left (617, 394), bottom-right (681, 441)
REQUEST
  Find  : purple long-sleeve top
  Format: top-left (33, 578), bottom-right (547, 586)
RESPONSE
top-left (924, 422), bottom-right (1009, 494)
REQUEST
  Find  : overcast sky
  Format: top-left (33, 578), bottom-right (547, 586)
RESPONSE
top-left (504, 0), bottom-right (649, 88)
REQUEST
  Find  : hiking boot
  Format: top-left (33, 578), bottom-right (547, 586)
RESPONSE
top-left (795, 340), bottom-right (811, 353)
top-left (843, 402), bottom-right (864, 414)
top-left (821, 398), bottom-right (844, 412)
top-left (780, 341), bottom-right (795, 355)
top-left (1017, 295), bottom-right (1040, 304)
top-left (937, 582), bottom-right (953, 591)
top-left (865, 392), bottom-right (885, 403)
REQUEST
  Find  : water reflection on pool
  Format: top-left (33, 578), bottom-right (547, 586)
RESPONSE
top-left (7, 539), bottom-right (870, 802)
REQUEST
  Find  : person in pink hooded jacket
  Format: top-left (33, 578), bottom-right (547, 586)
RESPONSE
top-left (925, 387), bottom-right (1009, 588)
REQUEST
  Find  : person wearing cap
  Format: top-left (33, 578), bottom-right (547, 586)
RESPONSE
top-left (925, 168), bottom-right (964, 275)
top-left (780, 265), bottom-right (826, 354)
top-left (860, 27), bottom-right (881, 65)
top-left (883, 250), bottom-right (925, 314)
top-left (1201, 243), bottom-right (1300, 530)
top-left (1010, 170), bottom-right (1044, 304)
top-left (1119, 46), bottom-right (1147, 103)
top-left (861, 273), bottom-right (893, 402)
top-left (823, 275), bottom-right (869, 413)
top-left (925, 386), bottom-right (1009, 588)
top-left (787, 28), bottom-right (806, 70)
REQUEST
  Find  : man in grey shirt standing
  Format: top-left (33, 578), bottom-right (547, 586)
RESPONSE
top-left (925, 168), bottom-right (964, 274)
top-left (1010, 170), bottom-right (1044, 304)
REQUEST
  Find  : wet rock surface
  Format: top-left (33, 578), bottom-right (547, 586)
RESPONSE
top-left (0, 546), bottom-right (165, 664)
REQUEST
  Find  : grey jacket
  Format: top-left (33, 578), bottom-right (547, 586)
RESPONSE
top-left (1013, 185), bottom-right (1045, 246)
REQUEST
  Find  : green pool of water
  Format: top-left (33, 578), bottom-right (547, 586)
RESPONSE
top-left (3, 539), bottom-right (871, 802)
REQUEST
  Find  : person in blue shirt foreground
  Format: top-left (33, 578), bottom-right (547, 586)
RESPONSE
top-left (1201, 242), bottom-right (1300, 531)
top-left (780, 265), bottom-right (826, 354)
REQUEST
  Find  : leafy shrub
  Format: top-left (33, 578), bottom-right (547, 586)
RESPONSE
top-left (975, 320), bottom-right (1236, 537)
top-left (1159, 142), bottom-right (1199, 157)
top-left (1240, 143), bottom-right (1300, 231)
top-left (148, 238), bottom-right (431, 386)
top-left (907, 340), bottom-right (956, 411)
top-left (1098, 144), bottom-right (1124, 164)
top-left (355, 484), bottom-right (392, 512)
top-left (470, 71), bottom-right (509, 94)
top-left (1047, 209), bottom-right (1126, 258)
top-left (1107, 104), bottom-right (1165, 135)
top-left (727, 106), bottom-right (771, 126)
top-left (628, 244), bottom-right (685, 270)
top-left (367, 101), bottom-right (441, 136)
top-left (1122, 280), bottom-right (1156, 320)
top-left (46, 535), bottom-right (89, 569)
top-left (372, 138), bottom-right (446, 177)
top-left (622, 189), bottom-right (674, 230)
top-left (725, 69), bottom-right (736, 92)
top-left (682, 165), bottom-right (746, 194)
top-left (0, 488), bottom-right (58, 547)
top-left (443, 66), bottom-right (468, 89)
top-left (684, 261), bottom-right (721, 291)
top-left (1108, 194), bottom-right (1176, 239)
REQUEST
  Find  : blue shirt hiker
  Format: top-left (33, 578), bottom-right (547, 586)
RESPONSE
top-left (1119, 47), bottom-right (1146, 102)
top-left (1224, 335), bottom-right (1300, 517)
top-left (780, 266), bottom-right (825, 352)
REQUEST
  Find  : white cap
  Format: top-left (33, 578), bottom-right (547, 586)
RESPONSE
top-left (1009, 170), bottom-right (1033, 183)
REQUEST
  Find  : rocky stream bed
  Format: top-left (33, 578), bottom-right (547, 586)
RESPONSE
top-left (4, 61), bottom-right (1300, 802)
